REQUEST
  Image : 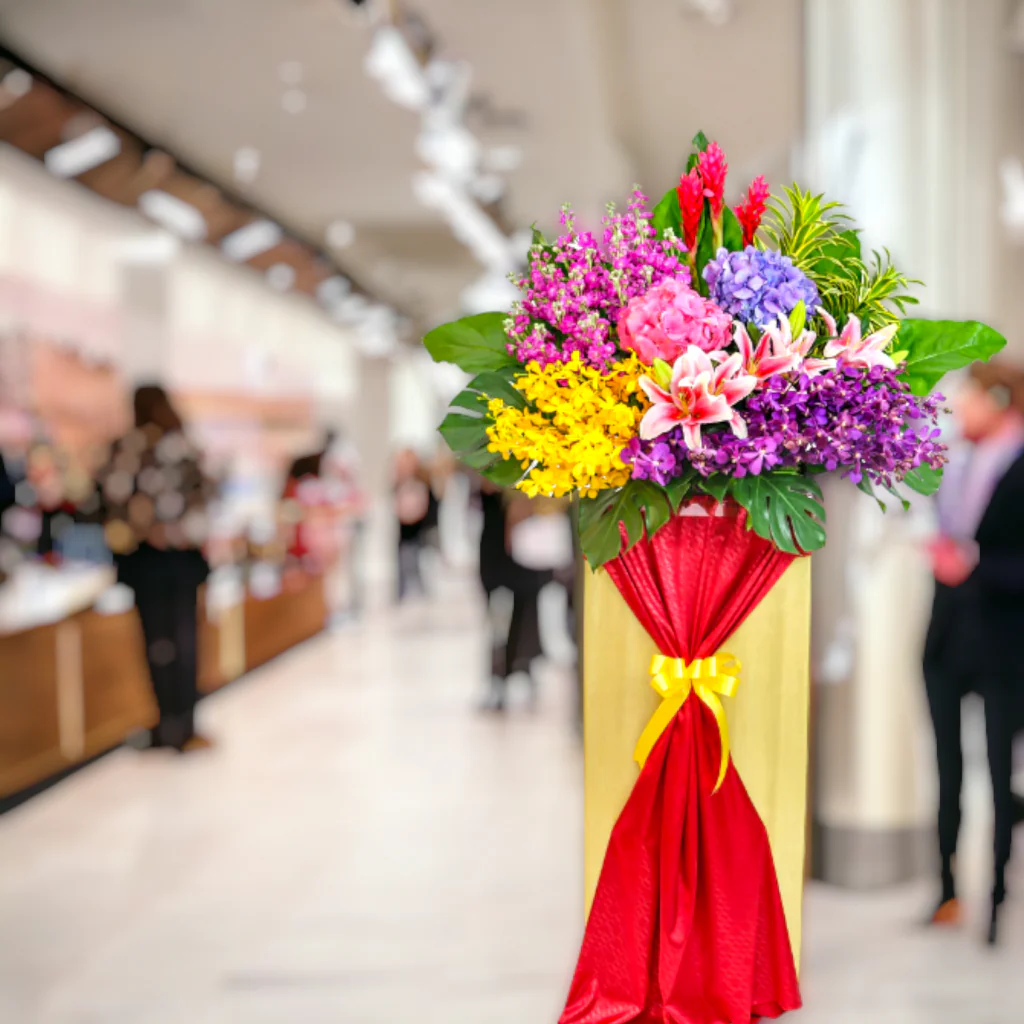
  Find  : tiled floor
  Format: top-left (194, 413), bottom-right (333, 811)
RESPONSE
top-left (0, 577), bottom-right (1021, 1022)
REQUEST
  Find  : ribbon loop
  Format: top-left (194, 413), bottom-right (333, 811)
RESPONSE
top-left (634, 652), bottom-right (742, 792)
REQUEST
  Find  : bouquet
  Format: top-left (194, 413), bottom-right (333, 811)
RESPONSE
top-left (425, 132), bottom-right (1005, 1022)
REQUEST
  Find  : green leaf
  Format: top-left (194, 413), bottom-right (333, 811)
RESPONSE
top-left (788, 300), bottom-right (807, 339)
top-left (897, 319), bottom-right (1007, 395)
top-left (448, 390), bottom-right (489, 415)
top-left (642, 484), bottom-right (673, 538)
top-left (652, 188), bottom-right (682, 241)
top-left (722, 206), bottom-right (744, 252)
top-left (693, 208), bottom-right (717, 296)
top-left (466, 369), bottom-right (526, 410)
top-left (665, 469), bottom-right (698, 511)
top-left (439, 412), bottom-right (489, 454)
top-left (438, 375), bottom-right (528, 486)
top-left (883, 485), bottom-right (912, 512)
top-left (484, 456), bottom-right (529, 487)
top-left (578, 481), bottom-right (674, 569)
top-left (857, 476), bottom-right (886, 512)
top-left (810, 228), bottom-right (861, 279)
top-left (699, 474), bottom-right (731, 502)
top-left (902, 463), bottom-right (943, 496)
top-left (731, 474), bottom-right (827, 554)
top-left (530, 222), bottom-right (546, 246)
top-left (685, 130), bottom-right (711, 171)
top-left (423, 312), bottom-right (514, 374)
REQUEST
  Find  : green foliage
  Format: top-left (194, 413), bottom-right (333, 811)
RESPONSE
top-left (730, 474), bottom-right (827, 554)
top-left (788, 300), bottom-right (807, 339)
top-left (577, 481), bottom-right (674, 569)
top-left (760, 185), bottom-right (853, 270)
top-left (824, 250), bottom-right (920, 334)
top-left (423, 313), bottom-right (515, 374)
top-left (693, 209), bottom-right (717, 297)
top-left (722, 206), bottom-right (744, 252)
top-left (685, 130), bottom-right (711, 172)
top-left (896, 319), bottom-right (1007, 395)
top-left (438, 368), bottom-right (528, 487)
top-left (761, 186), bottom-right (918, 334)
top-left (652, 187), bottom-right (682, 241)
top-left (902, 463), bottom-right (943, 496)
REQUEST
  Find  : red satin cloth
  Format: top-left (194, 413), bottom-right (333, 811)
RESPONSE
top-left (561, 506), bottom-right (802, 1024)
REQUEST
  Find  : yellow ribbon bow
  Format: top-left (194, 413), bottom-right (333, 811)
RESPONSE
top-left (633, 652), bottom-right (742, 792)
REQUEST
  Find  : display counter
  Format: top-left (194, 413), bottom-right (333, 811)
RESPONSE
top-left (244, 569), bottom-right (326, 672)
top-left (0, 566), bottom-right (157, 797)
top-left (1, 565), bottom-right (326, 798)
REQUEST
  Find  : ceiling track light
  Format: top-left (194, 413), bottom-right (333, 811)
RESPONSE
top-left (138, 189), bottom-right (208, 241)
top-left (44, 125), bottom-right (121, 178)
top-left (220, 219), bottom-right (284, 262)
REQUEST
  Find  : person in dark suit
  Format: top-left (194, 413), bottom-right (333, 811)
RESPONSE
top-left (923, 362), bottom-right (1024, 943)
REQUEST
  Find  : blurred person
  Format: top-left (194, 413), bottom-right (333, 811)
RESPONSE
top-left (282, 429), bottom-right (341, 575)
top-left (923, 362), bottom-right (1024, 942)
top-left (96, 385), bottom-right (216, 752)
top-left (323, 431), bottom-right (369, 619)
top-left (393, 448), bottom-right (437, 601)
top-left (477, 483), bottom-right (574, 710)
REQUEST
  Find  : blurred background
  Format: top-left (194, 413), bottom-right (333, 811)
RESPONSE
top-left (0, 0), bottom-right (1022, 1020)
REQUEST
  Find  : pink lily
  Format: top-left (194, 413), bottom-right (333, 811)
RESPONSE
top-left (638, 345), bottom-right (757, 450)
top-left (819, 310), bottom-right (898, 370)
top-left (733, 318), bottom-right (835, 383)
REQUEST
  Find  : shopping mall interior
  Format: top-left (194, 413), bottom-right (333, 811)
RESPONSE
top-left (1, 1), bottom-right (1023, 1021)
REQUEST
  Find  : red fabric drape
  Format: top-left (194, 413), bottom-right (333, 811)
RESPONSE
top-left (560, 505), bottom-right (802, 1024)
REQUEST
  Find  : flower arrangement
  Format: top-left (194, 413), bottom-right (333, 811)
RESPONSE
top-left (426, 131), bottom-right (1005, 565)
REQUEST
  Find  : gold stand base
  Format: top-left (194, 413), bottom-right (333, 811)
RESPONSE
top-left (583, 556), bottom-right (812, 966)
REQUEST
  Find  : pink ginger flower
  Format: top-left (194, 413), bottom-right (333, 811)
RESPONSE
top-left (617, 277), bottom-right (733, 363)
top-left (638, 345), bottom-right (757, 450)
top-left (696, 141), bottom-right (728, 218)
top-left (676, 168), bottom-right (704, 251)
top-left (819, 310), bottom-right (898, 370)
top-left (735, 175), bottom-right (770, 246)
top-left (734, 316), bottom-right (835, 383)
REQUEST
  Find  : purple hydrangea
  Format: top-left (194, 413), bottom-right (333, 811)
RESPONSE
top-left (703, 246), bottom-right (820, 329)
top-left (623, 365), bottom-right (945, 489)
top-left (505, 191), bottom-right (689, 369)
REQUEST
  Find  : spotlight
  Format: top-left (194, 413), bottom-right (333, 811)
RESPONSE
top-left (138, 190), bottom-right (208, 241)
top-left (221, 220), bottom-right (283, 262)
top-left (44, 126), bottom-right (121, 177)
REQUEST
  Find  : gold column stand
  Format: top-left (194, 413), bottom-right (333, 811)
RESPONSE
top-left (583, 556), bottom-right (812, 967)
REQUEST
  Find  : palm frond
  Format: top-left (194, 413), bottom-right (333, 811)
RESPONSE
top-left (759, 184), bottom-right (855, 269)
top-left (762, 183), bottom-right (921, 335)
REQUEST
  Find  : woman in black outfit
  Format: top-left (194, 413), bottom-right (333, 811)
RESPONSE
top-left (98, 386), bottom-right (215, 752)
top-left (923, 364), bottom-right (1024, 943)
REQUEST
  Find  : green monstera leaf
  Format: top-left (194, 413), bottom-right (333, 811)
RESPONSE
top-left (731, 473), bottom-right (827, 555)
top-left (438, 369), bottom-right (528, 486)
top-left (577, 481), bottom-right (674, 569)
top-left (424, 312), bottom-right (515, 374)
top-left (896, 319), bottom-right (1007, 396)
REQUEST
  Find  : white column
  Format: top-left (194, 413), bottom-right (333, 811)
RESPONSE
top-left (803, 0), bottom-right (1005, 886)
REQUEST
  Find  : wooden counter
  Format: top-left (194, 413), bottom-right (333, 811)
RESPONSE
top-left (0, 608), bottom-right (156, 797)
top-left (243, 571), bottom-right (326, 672)
top-left (1, 570), bottom-right (325, 799)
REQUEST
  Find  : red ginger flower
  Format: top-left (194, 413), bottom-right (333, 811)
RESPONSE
top-left (676, 168), bottom-right (704, 251)
top-left (735, 175), bottom-right (770, 246)
top-left (696, 141), bottom-right (728, 217)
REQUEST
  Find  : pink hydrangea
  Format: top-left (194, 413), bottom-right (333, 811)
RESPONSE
top-left (617, 277), bottom-right (732, 363)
